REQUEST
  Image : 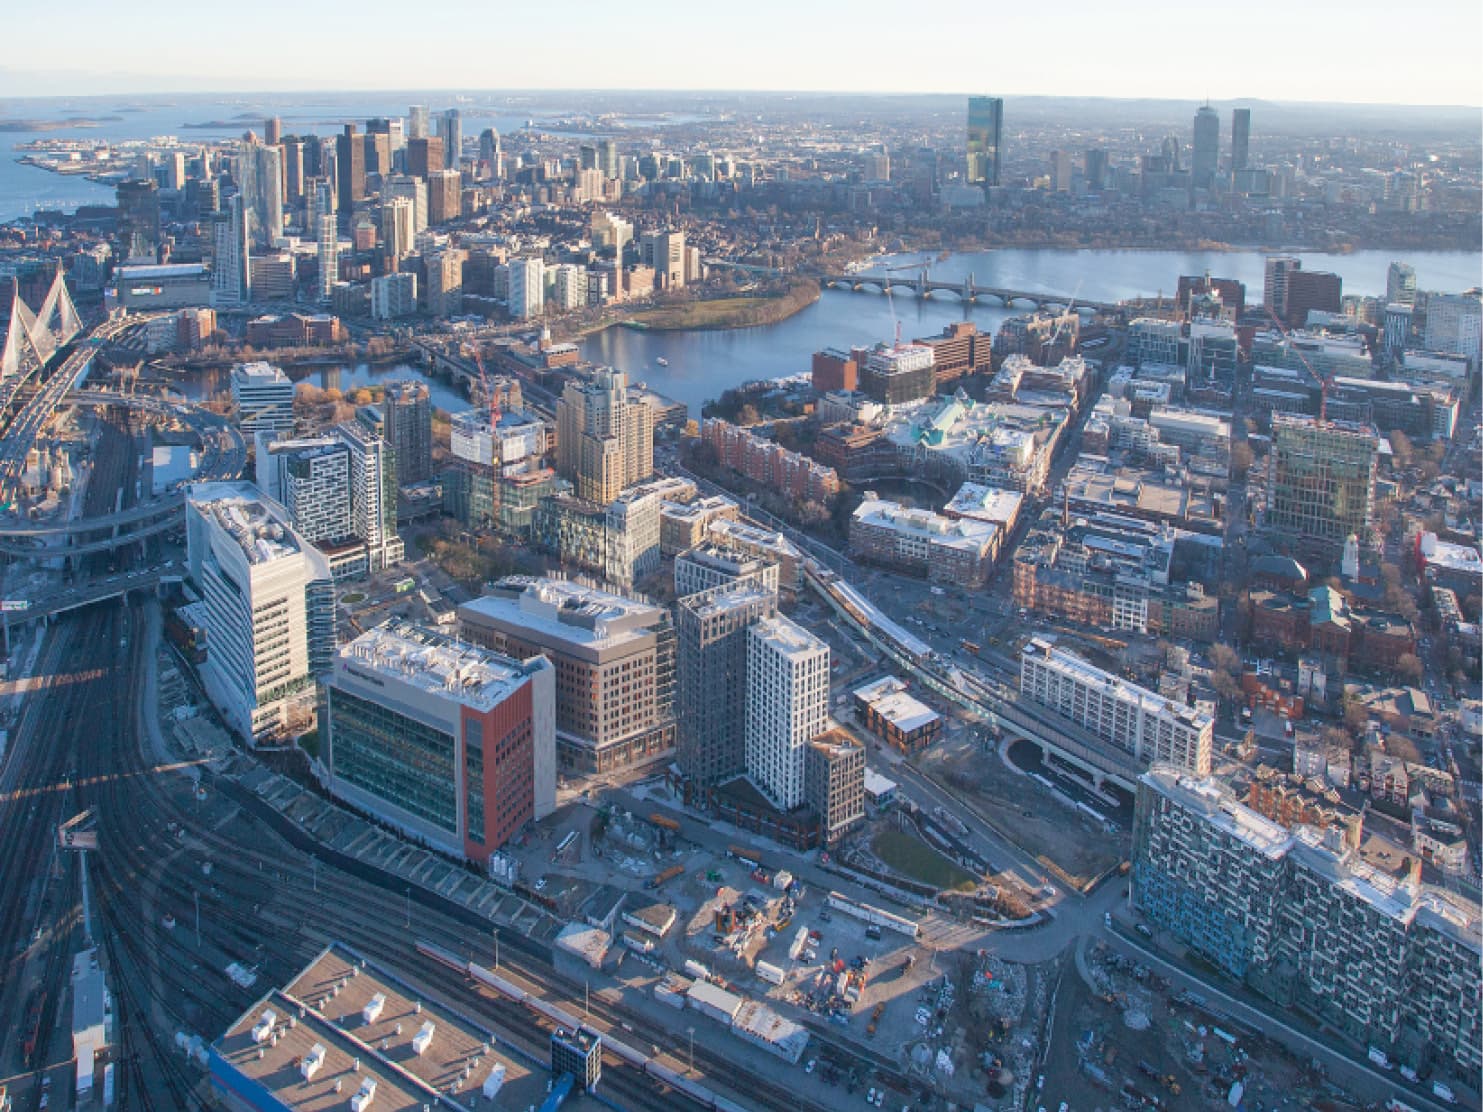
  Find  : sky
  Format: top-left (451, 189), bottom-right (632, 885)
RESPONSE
top-left (2, 0), bottom-right (1481, 106)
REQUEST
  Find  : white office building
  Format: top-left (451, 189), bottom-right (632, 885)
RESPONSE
top-left (1020, 636), bottom-right (1213, 775)
top-left (230, 361), bottom-right (295, 435)
top-left (508, 257), bottom-right (545, 319)
top-left (315, 214), bottom-right (338, 301)
top-left (371, 272), bottom-right (418, 320)
top-left (210, 194), bottom-right (250, 308)
top-left (1423, 293), bottom-right (1482, 367)
top-left (745, 615), bottom-right (830, 810)
top-left (185, 482), bottom-right (334, 744)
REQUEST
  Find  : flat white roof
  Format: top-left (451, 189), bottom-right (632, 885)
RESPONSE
top-left (853, 498), bottom-right (997, 554)
top-left (340, 619), bottom-right (531, 713)
top-left (945, 482), bottom-right (1024, 524)
top-left (854, 675), bottom-right (939, 732)
top-left (191, 484), bottom-right (301, 564)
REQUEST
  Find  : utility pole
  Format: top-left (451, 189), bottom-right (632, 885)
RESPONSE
top-left (405, 886), bottom-right (411, 928)
top-left (687, 1026), bottom-right (695, 1076)
top-left (312, 855), bottom-right (317, 893)
top-left (492, 927), bottom-right (499, 970)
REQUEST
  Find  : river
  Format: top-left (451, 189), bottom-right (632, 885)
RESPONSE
top-left (580, 248), bottom-right (1482, 414)
top-left (166, 246), bottom-right (1479, 416)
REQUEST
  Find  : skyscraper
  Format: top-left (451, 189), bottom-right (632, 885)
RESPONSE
top-left (507, 256), bottom-right (545, 320)
top-left (382, 380), bottom-right (432, 484)
top-left (185, 482), bottom-right (335, 744)
top-left (315, 214), bottom-right (338, 301)
top-left (335, 421), bottom-right (403, 571)
top-left (676, 579), bottom-right (779, 787)
top-left (115, 179), bottom-right (161, 259)
top-left (479, 128), bottom-right (503, 179)
top-left (1263, 255), bottom-right (1301, 320)
top-left (281, 138), bottom-right (305, 203)
top-left (1265, 413), bottom-right (1378, 545)
top-left (406, 137), bottom-right (444, 180)
top-left (554, 368), bottom-right (654, 504)
top-left (407, 105), bottom-right (429, 140)
top-left (427, 168), bottom-right (462, 225)
top-left (210, 194), bottom-right (250, 307)
top-left (363, 119), bottom-right (393, 179)
top-left (440, 109), bottom-right (462, 170)
top-left (336, 124), bottom-right (365, 215)
top-left (744, 615), bottom-right (829, 811)
top-left (380, 196), bottom-right (415, 263)
top-left (235, 141), bottom-right (284, 246)
top-left (1386, 261), bottom-right (1417, 307)
top-left (264, 116), bottom-right (281, 146)
top-left (1192, 104), bottom-right (1220, 189)
top-left (966, 96), bottom-right (1003, 189)
top-left (1231, 108), bottom-right (1251, 173)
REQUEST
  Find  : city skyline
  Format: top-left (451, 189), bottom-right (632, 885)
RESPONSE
top-left (2, 0), bottom-right (1481, 105)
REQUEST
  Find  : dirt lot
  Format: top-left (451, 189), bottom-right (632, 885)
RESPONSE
top-left (1038, 941), bottom-right (1363, 1112)
top-left (913, 733), bottom-right (1125, 891)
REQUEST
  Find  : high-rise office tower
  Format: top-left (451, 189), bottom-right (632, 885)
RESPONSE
top-left (479, 128), bottom-right (503, 179)
top-left (210, 193), bottom-right (250, 307)
top-left (115, 179), bottom-right (161, 259)
top-left (597, 138), bottom-right (618, 178)
top-left (507, 256), bottom-right (545, 320)
top-left (381, 380), bottom-right (432, 483)
top-left (427, 168), bottom-right (462, 225)
top-left (185, 481), bottom-right (335, 744)
top-left (264, 116), bottom-right (281, 146)
top-left (164, 151), bottom-right (187, 191)
top-left (235, 141), bottom-right (284, 246)
top-left (336, 124), bottom-right (365, 215)
top-left (744, 615), bottom-right (829, 811)
top-left (406, 137), bottom-right (444, 180)
top-left (1263, 255), bottom-right (1301, 320)
top-left (1265, 413), bottom-right (1378, 545)
top-left (1422, 293), bottom-right (1483, 365)
top-left (554, 368), bottom-right (654, 504)
top-left (1049, 149), bottom-right (1073, 192)
top-left (646, 229), bottom-right (685, 289)
top-left (281, 139), bottom-right (305, 203)
top-left (1192, 104), bottom-right (1220, 189)
top-left (364, 119), bottom-right (393, 179)
top-left (966, 95), bottom-right (1003, 189)
top-left (316, 213), bottom-right (338, 301)
top-left (676, 579), bottom-right (779, 787)
top-left (1283, 270), bottom-right (1342, 328)
top-left (440, 109), bottom-right (462, 170)
top-left (1231, 108), bottom-right (1251, 173)
top-left (380, 196), bottom-right (415, 263)
top-left (1386, 261), bottom-right (1417, 307)
top-left (1084, 148), bottom-right (1108, 190)
top-left (335, 421), bottom-right (402, 571)
top-left (382, 174), bottom-right (428, 233)
top-left (425, 249), bottom-right (464, 318)
top-left (407, 105), bottom-right (429, 140)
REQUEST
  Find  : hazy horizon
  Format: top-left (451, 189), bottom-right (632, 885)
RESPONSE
top-left (3, 0), bottom-right (1480, 106)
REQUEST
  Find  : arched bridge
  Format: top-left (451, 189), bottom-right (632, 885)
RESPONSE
top-left (819, 270), bottom-right (1119, 314)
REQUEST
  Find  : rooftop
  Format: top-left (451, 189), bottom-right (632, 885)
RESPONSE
top-left (115, 262), bottom-right (209, 278)
top-left (339, 619), bottom-right (536, 712)
top-left (231, 360), bottom-right (291, 386)
top-left (213, 943), bottom-right (547, 1111)
top-left (462, 577), bottom-right (667, 650)
top-left (854, 675), bottom-right (940, 733)
top-left (750, 614), bottom-right (828, 659)
top-left (1025, 637), bottom-right (1213, 732)
top-left (191, 484), bottom-right (302, 565)
top-left (1143, 768), bottom-right (1293, 859)
top-left (944, 482), bottom-right (1024, 524)
top-left (853, 497), bottom-right (997, 553)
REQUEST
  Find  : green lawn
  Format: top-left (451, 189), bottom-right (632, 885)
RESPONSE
top-left (872, 830), bottom-right (977, 892)
top-left (625, 297), bottom-right (777, 330)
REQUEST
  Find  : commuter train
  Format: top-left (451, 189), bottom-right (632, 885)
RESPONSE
top-left (415, 940), bottom-right (751, 1112)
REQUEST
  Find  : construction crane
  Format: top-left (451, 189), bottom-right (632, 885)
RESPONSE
top-left (1258, 305), bottom-right (1335, 420)
top-left (462, 342), bottom-right (502, 430)
top-left (1046, 280), bottom-right (1084, 356)
top-left (875, 259), bottom-right (929, 348)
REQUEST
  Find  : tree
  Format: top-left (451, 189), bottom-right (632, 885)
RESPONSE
top-left (1387, 429), bottom-right (1414, 468)
top-left (1342, 695), bottom-right (1370, 734)
top-left (1229, 441), bottom-right (1254, 479)
top-left (1209, 643), bottom-right (1242, 675)
top-left (1321, 725), bottom-right (1353, 752)
top-left (736, 404), bottom-right (761, 426)
top-left (1395, 653), bottom-right (1424, 685)
top-left (1211, 669), bottom-right (1242, 701)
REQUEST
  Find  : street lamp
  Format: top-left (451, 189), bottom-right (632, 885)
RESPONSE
top-left (492, 927), bottom-right (500, 970)
top-left (687, 1026), bottom-right (695, 1076)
